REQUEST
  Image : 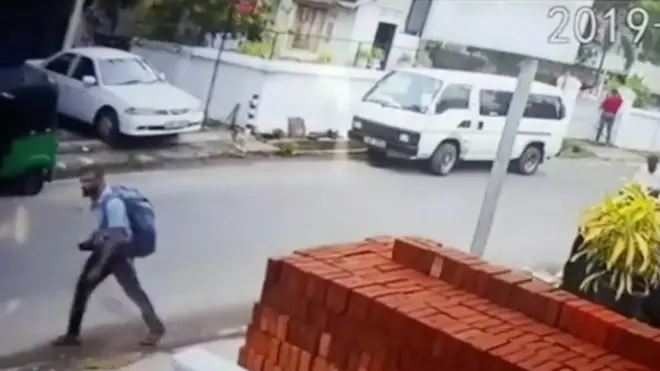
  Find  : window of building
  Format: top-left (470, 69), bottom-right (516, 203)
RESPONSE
top-left (291, 5), bottom-right (329, 51)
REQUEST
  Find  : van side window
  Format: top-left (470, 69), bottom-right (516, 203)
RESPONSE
top-left (479, 90), bottom-right (511, 116)
top-left (479, 90), bottom-right (565, 120)
top-left (525, 94), bottom-right (565, 120)
top-left (436, 84), bottom-right (471, 114)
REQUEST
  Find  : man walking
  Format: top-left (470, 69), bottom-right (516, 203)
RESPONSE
top-left (52, 166), bottom-right (165, 347)
top-left (596, 88), bottom-right (623, 145)
top-left (634, 155), bottom-right (660, 194)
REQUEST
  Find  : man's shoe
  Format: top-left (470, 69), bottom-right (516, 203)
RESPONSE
top-left (51, 334), bottom-right (81, 347)
top-left (139, 330), bottom-right (164, 347)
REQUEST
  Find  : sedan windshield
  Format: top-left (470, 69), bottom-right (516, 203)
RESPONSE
top-left (97, 58), bottom-right (161, 85)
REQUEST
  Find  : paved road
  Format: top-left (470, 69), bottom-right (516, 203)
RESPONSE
top-left (0, 158), bottom-right (638, 359)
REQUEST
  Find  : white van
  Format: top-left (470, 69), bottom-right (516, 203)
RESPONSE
top-left (348, 68), bottom-right (569, 175)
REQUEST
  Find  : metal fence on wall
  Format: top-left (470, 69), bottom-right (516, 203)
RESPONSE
top-left (133, 20), bottom-right (598, 84)
top-left (130, 20), bottom-right (619, 126)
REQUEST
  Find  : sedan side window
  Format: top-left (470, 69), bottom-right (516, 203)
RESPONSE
top-left (44, 53), bottom-right (76, 75)
top-left (436, 84), bottom-right (471, 114)
top-left (71, 57), bottom-right (96, 81)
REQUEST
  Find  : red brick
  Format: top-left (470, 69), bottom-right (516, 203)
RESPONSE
top-left (511, 280), bottom-right (554, 320)
top-left (238, 346), bottom-right (249, 368)
top-left (346, 288), bottom-right (372, 321)
top-left (472, 264), bottom-right (511, 296)
top-left (281, 259), bottom-right (310, 297)
top-left (391, 238), bottom-right (439, 275)
top-left (312, 357), bottom-right (328, 371)
top-left (305, 303), bottom-right (328, 330)
top-left (277, 343), bottom-right (291, 369)
top-left (287, 346), bottom-right (301, 371)
top-left (268, 338), bottom-right (281, 362)
top-left (263, 258), bottom-right (284, 294)
top-left (483, 270), bottom-right (532, 307)
top-left (263, 357), bottom-right (278, 371)
top-left (253, 354), bottom-right (266, 371)
top-left (275, 315), bottom-right (289, 340)
top-left (298, 351), bottom-right (312, 371)
top-left (318, 333), bottom-right (331, 358)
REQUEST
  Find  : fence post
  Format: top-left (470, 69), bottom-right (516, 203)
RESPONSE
top-left (268, 32), bottom-right (277, 60)
top-left (353, 41), bottom-right (362, 67)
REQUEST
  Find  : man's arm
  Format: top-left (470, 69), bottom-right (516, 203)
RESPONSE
top-left (95, 198), bottom-right (131, 269)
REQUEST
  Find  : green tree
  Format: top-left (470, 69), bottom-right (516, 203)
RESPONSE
top-left (137, 0), bottom-right (272, 44)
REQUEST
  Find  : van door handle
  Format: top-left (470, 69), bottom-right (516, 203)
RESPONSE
top-left (458, 120), bottom-right (471, 128)
top-left (477, 121), bottom-right (484, 130)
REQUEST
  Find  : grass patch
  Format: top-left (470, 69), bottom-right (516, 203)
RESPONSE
top-left (558, 139), bottom-right (596, 158)
top-left (273, 139), bottom-right (366, 154)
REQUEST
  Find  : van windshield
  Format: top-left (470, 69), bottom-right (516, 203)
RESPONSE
top-left (363, 71), bottom-right (443, 113)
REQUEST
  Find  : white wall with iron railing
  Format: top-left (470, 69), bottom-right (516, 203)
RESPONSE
top-left (133, 40), bottom-right (660, 151)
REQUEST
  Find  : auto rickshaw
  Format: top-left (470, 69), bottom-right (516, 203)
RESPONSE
top-left (0, 63), bottom-right (59, 195)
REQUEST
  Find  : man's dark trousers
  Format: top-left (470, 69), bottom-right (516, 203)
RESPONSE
top-left (66, 249), bottom-right (164, 336)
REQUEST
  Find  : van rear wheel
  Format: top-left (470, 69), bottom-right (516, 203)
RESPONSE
top-left (428, 142), bottom-right (458, 176)
top-left (512, 145), bottom-right (542, 175)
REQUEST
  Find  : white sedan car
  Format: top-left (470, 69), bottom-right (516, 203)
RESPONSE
top-left (39, 47), bottom-right (203, 145)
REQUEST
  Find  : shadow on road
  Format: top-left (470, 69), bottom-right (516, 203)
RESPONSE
top-left (0, 302), bottom-right (253, 369)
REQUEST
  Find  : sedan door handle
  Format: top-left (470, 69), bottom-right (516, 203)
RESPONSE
top-left (458, 120), bottom-right (471, 128)
top-left (477, 121), bottom-right (484, 130)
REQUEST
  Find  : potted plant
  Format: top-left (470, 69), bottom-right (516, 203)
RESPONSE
top-left (316, 50), bottom-right (333, 64)
top-left (568, 183), bottom-right (660, 318)
top-left (355, 46), bottom-right (371, 68)
top-left (370, 47), bottom-right (384, 69)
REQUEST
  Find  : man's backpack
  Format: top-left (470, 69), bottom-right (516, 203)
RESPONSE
top-left (102, 185), bottom-right (156, 258)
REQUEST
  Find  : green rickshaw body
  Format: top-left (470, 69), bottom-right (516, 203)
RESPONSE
top-left (0, 133), bottom-right (58, 179)
top-left (0, 63), bottom-right (59, 195)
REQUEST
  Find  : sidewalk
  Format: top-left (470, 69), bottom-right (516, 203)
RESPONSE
top-left (578, 141), bottom-right (646, 163)
top-left (115, 337), bottom-right (245, 371)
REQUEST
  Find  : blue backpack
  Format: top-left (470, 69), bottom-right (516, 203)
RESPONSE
top-left (100, 185), bottom-right (156, 258)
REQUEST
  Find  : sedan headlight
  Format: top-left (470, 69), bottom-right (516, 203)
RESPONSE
top-left (125, 107), bottom-right (162, 115)
top-left (399, 133), bottom-right (410, 142)
top-left (352, 120), bottom-right (362, 129)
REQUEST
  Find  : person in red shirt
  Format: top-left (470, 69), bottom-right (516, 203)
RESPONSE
top-left (596, 88), bottom-right (623, 144)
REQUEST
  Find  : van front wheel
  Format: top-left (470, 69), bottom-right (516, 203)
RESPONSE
top-left (428, 142), bottom-right (458, 176)
top-left (366, 148), bottom-right (388, 167)
top-left (512, 145), bottom-right (542, 175)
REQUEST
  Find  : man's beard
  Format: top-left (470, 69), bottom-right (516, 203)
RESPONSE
top-left (81, 186), bottom-right (98, 198)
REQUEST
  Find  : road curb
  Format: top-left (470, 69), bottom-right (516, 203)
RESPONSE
top-left (52, 148), bottom-right (367, 180)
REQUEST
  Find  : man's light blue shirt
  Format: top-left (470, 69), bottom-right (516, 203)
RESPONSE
top-left (94, 185), bottom-right (132, 240)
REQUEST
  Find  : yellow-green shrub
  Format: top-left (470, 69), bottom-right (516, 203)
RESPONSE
top-left (573, 183), bottom-right (660, 299)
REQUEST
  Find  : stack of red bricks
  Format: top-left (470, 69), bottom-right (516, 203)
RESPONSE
top-left (238, 236), bottom-right (660, 371)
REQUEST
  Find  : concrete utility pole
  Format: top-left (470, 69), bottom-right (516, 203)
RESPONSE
top-left (469, 59), bottom-right (539, 257)
top-left (62, 0), bottom-right (87, 49)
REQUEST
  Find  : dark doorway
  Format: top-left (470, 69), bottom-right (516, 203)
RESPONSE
top-left (372, 22), bottom-right (397, 70)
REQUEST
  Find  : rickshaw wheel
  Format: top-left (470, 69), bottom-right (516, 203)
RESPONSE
top-left (19, 170), bottom-right (45, 196)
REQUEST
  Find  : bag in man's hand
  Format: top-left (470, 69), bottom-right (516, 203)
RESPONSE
top-left (102, 186), bottom-right (156, 258)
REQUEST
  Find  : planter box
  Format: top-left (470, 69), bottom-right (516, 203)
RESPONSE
top-left (561, 231), bottom-right (657, 323)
